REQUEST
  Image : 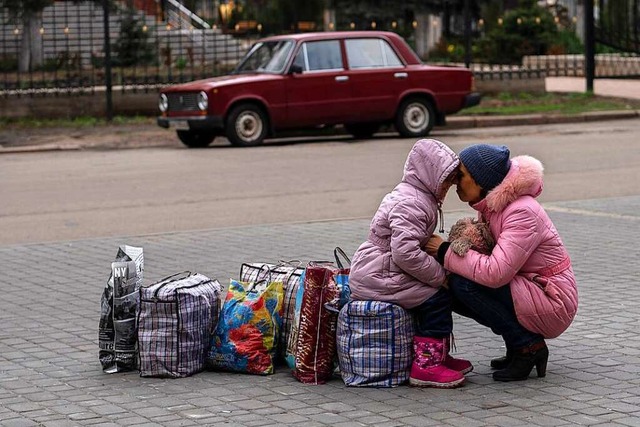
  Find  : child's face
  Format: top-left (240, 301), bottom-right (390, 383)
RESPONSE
top-left (438, 167), bottom-right (461, 200)
top-left (456, 164), bottom-right (484, 204)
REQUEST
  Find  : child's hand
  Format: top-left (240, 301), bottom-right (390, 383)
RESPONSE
top-left (425, 234), bottom-right (445, 256)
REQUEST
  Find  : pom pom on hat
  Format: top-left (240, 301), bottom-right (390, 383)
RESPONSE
top-left (459, 144), bottom-right (511, 191)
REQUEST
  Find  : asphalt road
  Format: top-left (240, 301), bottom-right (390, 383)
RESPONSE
top-left (1, 118), bottom-right (639, 245)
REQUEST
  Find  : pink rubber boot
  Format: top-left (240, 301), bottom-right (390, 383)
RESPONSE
top-left (409, 336), bottom-right (465, 388)
top-left (443, 337), bottom-right (474, 374)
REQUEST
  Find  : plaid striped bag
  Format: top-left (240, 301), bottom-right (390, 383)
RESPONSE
top-left (336, 301), bottom-right (414, 387)
top-left (239, 262), bottom-right (303, 360)
top-left (138, 272), bottom-right (222, 378)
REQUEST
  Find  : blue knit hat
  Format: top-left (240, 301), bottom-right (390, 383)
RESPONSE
top-left (459, 144), bottom-right (511, 191)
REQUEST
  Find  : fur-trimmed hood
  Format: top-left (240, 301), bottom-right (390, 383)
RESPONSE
top-left (475, 155), bottom-right (544, 213)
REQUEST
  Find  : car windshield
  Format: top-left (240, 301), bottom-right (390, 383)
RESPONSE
top-left (233, 40), bottom-right (295, 74)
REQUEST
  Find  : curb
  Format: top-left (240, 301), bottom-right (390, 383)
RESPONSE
top-left (444, 109), bottom-right (639, 129)
top-left (0, 142), bottom-right (81, 154)
top-left (1, 110), bottom-right (638, 154)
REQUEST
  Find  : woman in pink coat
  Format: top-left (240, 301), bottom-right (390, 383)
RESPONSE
top-left (426, 144), bottom-right (578, 382)
top-left (349, 138), bottom-right (472, 388)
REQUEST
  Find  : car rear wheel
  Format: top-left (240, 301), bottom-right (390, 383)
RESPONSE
top-left (395, 98), bottom-right (435, 137)
top-left (226, 104), bottom-right (268, 147)
top-left (176, 130), bottom-right (217, 148)
top-left (344, 122), bottom-right (380, 139)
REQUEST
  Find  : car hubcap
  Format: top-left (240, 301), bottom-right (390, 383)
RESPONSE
top-left (236, 111), bottom-right (262, 142)
top-left (404, 103), bottom-right (429, 133)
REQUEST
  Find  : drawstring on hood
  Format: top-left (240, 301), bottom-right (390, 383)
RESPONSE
top-left (438, 203), bottom-right (445, 233)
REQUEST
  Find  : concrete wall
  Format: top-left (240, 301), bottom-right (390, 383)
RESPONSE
top-left (0, 91), bottom-right (159, 119)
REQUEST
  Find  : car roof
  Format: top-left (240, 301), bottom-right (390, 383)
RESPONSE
top-left (259, 30), bottom-right (403, 43)
top-left (257, 31), bottom-right (421, 65)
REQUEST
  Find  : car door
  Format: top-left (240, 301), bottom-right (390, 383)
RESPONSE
top-left (344, 37), bottom-right (410, 122)
top-left (284, 39), bottom-right (354, 127)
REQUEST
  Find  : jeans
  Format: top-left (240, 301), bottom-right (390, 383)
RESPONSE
top-left (448, 274), bottom-right (543, 349)
top-left (411, 288), bottom-right (453, 339)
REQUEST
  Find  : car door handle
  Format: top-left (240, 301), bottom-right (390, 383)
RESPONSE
top-left (335, 76), bottom-right (349, 82)
top-left (394, 72), bottom-right (408, 79)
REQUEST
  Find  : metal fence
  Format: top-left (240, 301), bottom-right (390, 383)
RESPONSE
top-left (0, 0), bottom-right (259, 96)
top-left (2, 0), bottom-right (640, 98)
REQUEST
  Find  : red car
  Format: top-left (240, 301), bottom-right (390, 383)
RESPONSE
top-left (157, 31), bottom-right (480, 147)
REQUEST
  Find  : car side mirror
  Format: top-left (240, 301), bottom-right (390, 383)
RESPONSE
top-left (289, 64), bottom-right (303, 75)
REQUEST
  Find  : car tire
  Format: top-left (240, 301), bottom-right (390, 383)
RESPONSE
top-left (344, 122), bottom-right (380, 139)
top-left (226, 103), bottom-right (268, 147)
top-left (395, 98), bottom-right (435, 138)
top-left (176, 130), bottom-right (217, 148)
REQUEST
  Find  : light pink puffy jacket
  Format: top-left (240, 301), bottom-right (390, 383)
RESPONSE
top-left (349, 139), bottom-right (459, 309)
top-left (445, 155), bottom-right (578, 338)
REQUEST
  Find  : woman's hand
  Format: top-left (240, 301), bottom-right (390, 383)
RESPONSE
top-left (425, 234), bottom-right (445, 257)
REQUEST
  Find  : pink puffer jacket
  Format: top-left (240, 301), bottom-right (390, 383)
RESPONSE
top-left (349, 139), bottom-right (459, 309)
top-left (444, 155), bottom-right (578, 338)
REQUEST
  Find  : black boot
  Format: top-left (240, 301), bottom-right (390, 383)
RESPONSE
top-left (490, 348), bottom-right (513, 370)
top-left (492, 341), bottom-right (548, 382)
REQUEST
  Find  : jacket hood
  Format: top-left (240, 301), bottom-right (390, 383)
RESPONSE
top-left (402, 139), bottom-right (459, 201)
top-left (481, 155), bottom-right (544, 212)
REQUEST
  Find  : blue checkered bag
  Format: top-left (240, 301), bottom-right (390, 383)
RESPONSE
top-left (336, 301), bottom-right (414, 387)
top-left (138, 272), bottom-right (222, 378)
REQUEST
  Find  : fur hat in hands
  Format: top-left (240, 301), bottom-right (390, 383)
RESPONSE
top-left (448, 217), bottom-right (495, 256)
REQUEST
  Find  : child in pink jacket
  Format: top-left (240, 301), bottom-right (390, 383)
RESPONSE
top-left (426, 144), bottom-right (578, 382)
top-left (349, 138), bottom-right (471, 388)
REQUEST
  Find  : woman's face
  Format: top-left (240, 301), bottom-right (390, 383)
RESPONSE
top-left (456, 163), bottom-right (484, 204)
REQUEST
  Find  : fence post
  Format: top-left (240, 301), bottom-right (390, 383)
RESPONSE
top-left (463, 0), bottom-right (471, 68)
top-left (103, 0), bottom-right (113, 121)
top-left (584, 0), bottom-right (595, 92)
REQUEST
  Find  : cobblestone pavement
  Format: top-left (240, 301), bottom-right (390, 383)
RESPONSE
top-left (1, 196), bottom-right (640, 427)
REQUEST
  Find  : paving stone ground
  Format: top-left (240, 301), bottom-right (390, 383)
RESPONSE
top-left (1, 195), bottom-right (639, 426)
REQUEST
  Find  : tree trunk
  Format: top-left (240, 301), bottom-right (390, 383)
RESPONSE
top-left (18, 10), bottom-right (43, 73)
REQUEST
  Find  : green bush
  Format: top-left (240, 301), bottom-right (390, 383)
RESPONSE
top-left (112, 11), bottom-right (155, 67)
top-left (547, 29), bottom-right (583, 54)
top-left (0, 55), bottom-right (18, 72)
top-left (475, 0), bottom-right (559, 64)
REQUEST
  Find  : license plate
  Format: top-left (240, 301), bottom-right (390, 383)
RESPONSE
top-left (170, 120), bottom-right (189, 130)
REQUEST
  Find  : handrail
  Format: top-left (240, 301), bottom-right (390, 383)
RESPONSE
top-left (166, 0), bottom-right (210, 29)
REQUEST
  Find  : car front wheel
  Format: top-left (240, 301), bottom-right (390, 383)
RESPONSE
top-left (226, 104), bottom-right (268, 147)
top-left (176, 130), bottom-right (217, 148)
top-left (395, 98), bottom-right (435, 138)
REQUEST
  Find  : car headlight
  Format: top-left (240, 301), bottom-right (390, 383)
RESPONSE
top-left (159, 93), bottom-right (168, 112)
top-left (197, 91), bottom-right (208, 111)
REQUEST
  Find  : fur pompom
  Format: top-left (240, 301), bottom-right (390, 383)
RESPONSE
top-left (448, 217), bottom-right (495, 256)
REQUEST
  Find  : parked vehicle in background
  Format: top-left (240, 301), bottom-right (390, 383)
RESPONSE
top-left (157, 31), bottom-right (481, 147)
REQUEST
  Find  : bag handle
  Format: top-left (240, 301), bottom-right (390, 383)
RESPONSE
top-left (257, 264), bottom-right (273, 284)
top-left (334, 247), bottom-right (351, 269)
top-left (244, 264), bottom-right (272, 293)
top-left (153, 271), bottom-right (191, 298)
top-left (277, 259), bottom-right (303, 269)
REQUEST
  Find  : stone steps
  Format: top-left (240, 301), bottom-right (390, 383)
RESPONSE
top-left (0, 2), bottom-right (244, 69)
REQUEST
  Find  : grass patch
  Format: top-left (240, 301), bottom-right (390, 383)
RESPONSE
top-left (463, 92), bottom-right (640, 115)
top-left (0, 115), bottom-right (154, 129)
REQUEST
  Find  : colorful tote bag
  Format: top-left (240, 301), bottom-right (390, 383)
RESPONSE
top-left (208, 279), bottom-right (284, 375)
top-left (337, 300), bottom-right (414, 387)
top-left (138, 272), bottom-right (222, 378)
top-left (239, 262), bottom-right (303, 360)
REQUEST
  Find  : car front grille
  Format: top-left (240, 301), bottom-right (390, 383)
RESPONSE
top-left (166, 92), bottom-right (199, 112)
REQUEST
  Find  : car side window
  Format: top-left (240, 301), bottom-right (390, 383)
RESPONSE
top-left (346, 38), bottom-right (403, 69)
top-left (293, 40), bottom-right (343, 72)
